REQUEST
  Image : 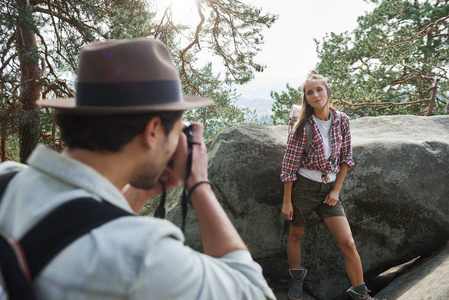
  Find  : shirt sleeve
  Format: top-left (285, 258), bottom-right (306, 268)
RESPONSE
top-left (339, 113), bottom-right (354, 168)
top-left (280, 128), bottom-right (307, 182)
top-left (132, 221), bottom-right (275, 300)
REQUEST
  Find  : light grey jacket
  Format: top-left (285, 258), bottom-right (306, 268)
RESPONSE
top-left (0, 145), bottom-right (275, 300)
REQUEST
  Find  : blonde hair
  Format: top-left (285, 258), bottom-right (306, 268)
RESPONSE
top-left (293, 70), bottom-right (331, 139)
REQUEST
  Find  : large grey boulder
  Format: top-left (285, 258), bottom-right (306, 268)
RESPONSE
top-left (142, 115), bottom-right (449, 300)
top-left (375, 246), bottom-right (449, 300)
top-left (161, 124), bottom-right (287, 256)
top-left (299, 115), bottom-right (449, 299)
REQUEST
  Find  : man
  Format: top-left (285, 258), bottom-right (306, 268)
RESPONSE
top-left (0, 38), bottom-right (275, 299)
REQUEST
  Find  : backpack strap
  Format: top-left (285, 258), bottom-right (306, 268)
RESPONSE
top-left (0, 171), bottom-right (19, 205)
top-left (20, 198), bottom-right (134, 280)
top-left (0, 170), bottom-right (134, 298)
top-left (304, 121), bottom-right (313, 154)
top-left (294, 120), bottom-right (313, 174)
top-left (337, 111), bottom-right (343, 133)
top-left (0, 231), bottom-right (37, 300)
top-left (0, 170), bottom-right (34, 299)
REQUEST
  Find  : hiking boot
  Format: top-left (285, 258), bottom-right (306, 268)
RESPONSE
top-left (346, 283), bottom-right (386, 300)
top-left (288, 268), bottom-right (307, 300)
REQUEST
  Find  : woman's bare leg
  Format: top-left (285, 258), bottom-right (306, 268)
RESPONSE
top-left (287, 225), bottom-right (306, 269)
top-left (323, 216), bottom-right (364, 287)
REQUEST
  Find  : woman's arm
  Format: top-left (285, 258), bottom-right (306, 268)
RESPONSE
top-left (282, 181), bottom-right (294, 220)
top-left (281, 124), bottom-right (308, 220)
top-left (339, 113), bottom-right (355, 168)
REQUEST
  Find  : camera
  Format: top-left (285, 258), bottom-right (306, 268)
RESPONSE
top-left (183, 121), bottom-right (194, 149)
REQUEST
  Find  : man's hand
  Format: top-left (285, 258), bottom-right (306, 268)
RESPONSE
top-left (172, 122), bottom-right (208, 189)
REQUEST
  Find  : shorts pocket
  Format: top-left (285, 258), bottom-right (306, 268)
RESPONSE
top-left (293, 180), bottom-right (317, 198)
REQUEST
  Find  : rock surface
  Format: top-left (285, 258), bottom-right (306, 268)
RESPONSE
top-left (375, 245), bottom-right (449, 300)
top-left (141, 115), bottom-right (449, 300)
top-left (274, 289), bottom-right (316, 300)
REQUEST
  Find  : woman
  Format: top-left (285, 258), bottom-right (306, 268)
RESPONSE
top-left (280, 71), bottom-right (383, 300)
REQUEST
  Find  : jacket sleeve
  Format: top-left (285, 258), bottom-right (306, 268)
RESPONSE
top-left (132, 222), bottom-right (276, 300)
top-left (339, 113), bottom-right (354, 168)
top-left (280, 127), bottom-right (307, 182)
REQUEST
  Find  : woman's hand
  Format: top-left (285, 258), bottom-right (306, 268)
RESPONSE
top-left (325, 163), bottom-right (348, 207)
top-left (282, 201), bottom-right (293, 221)
top-left (282, 181), bottom-right (294, 220)
top-left (324, 189), bottom-right (340, 207)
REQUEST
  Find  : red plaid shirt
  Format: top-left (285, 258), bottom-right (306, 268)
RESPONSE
top-left (280, 107), bottom-right (354, 183)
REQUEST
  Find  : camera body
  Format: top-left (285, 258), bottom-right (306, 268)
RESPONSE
top-left (183, 121), bottom-right (194, 149)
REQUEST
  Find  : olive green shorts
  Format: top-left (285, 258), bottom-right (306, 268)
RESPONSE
top-left (290, 175), bottom-right (346, 227)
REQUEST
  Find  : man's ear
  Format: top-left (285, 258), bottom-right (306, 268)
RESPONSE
top-left (142, 117), bottom-right (162, 149)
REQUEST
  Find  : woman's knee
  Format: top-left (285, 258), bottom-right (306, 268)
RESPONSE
top-left (340, 238), bottom-right (357, 254)
top-left (289, 227), bottom-right (305, 243)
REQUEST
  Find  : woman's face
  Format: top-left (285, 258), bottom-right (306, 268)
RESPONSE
top-left (304, 80), bottom-right (329, 111)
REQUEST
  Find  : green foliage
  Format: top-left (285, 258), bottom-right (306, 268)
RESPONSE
top-left (0, 101), bottom-right (21, 162)
top-left (2, 135), bottom-right (20, 162)
top-left (270, 84), bottom-right (302, 125)
top-left (1, 0), bottom-right (277, 161)
top-left (201, 0), bottom-right (277, 84)
top-left (101, 0), bottom-right (158, 40)
top-left (315, 0), bottom-right (449, 117)
top-left (183, 63), bottom-right (256, 141)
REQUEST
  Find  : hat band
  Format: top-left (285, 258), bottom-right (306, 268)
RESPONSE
top-left (76, 80), bottom-right (182, 107)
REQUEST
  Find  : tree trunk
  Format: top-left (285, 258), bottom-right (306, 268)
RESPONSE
top-left (1, 125), bottom-right (5, 162)
top-left (445, 100), bottom-right (449, 115)
top-left (425, 78), bottom-right (438, 116)
top-left (1, 78), bottom-right (5, 162)
top-left (17, 0), bottom-right (41, 163)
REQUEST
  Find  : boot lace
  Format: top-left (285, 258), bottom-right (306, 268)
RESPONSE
top-left (358, 289), bottom-right (376, 300)
top-left (293, 278), bottom-right (304, 289)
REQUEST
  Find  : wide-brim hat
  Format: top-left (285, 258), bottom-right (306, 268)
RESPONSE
top-left (36, 38), bottom-right (214, 113)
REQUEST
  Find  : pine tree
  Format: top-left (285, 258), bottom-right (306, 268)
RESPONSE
top-left (270, 84), bottom-right (302, 125)
top-left (315, 0), bottom-right (448, 117)
top-left (0, 0), bottom-right (276, 161)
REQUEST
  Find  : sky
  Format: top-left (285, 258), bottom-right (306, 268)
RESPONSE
top-left (160, 0), bottom-right (376, 102)
top-left (234, 0), bottom-right (377, 101)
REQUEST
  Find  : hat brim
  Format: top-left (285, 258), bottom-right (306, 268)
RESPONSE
top-left (36, 96), bottom-right (214, 114)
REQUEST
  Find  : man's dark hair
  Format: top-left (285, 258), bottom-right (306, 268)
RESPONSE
top-left (56, 111), bottom-right (183, 152)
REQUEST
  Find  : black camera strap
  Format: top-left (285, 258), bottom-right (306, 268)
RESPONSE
top-left (180, 146), bottom-right (193, 232)
top-left (153, 179), bottom-right (167, 219)
top-left (154, 122), bottom-right (194, 233)
top-left (154, 149), bottom-right (192, 232)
